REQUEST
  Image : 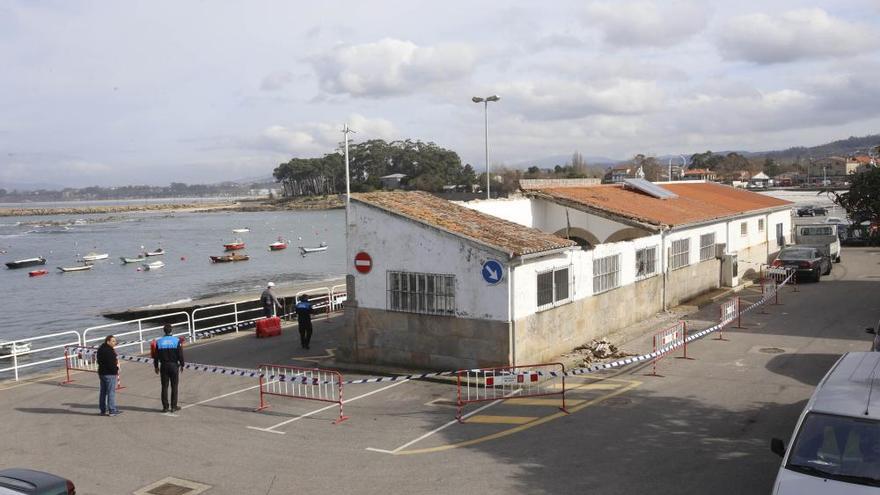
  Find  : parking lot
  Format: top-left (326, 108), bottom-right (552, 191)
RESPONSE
top-left (1, 246), bottom-right (878, 494)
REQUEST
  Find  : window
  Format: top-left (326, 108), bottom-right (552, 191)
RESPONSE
top-left (699, 233), bottom-right (715, 261)
top-left (537, 267), bottom-right (570, 308)
top-left (669, 238), bottom-right (690, 270)
top-left (593, 255), bottom-right (620, 294)
top-left (635, 246), bottom-right (657, 278)
top-left (758, 218), bottom-right (765, 232)
top-left (740, 222), bottom-right (748, 237)
top-left (387, 271), bottom-right (455, 316)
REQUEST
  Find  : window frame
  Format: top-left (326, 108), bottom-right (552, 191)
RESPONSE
top-left (537, 266), bottom-right (572, 310)
top-left (669, 238), bottom-right (690, 271)
top-left (386, 271), bottom-right (456, 316)
top-left (635, 246), bottom-right (658, 279)
top-left (593, 254), bottom-right (621, 294)
top-left (758, 218), bottom-right (765, 232)
top-left (740, 221), bottom-right (748, 237)
top-left (699, 233), bottom-right (716, 262)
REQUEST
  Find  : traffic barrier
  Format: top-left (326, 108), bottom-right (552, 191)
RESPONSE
top-left (456, 363), bottom-right (567, 421)
top-left (256, 364), bottom-right (348, 424)
top-left (718, 297), bottom-right (740, 339)
top-left (650, 321), bottom-right (688, 376)
top-left (60, 345), bottom-right (124, 390)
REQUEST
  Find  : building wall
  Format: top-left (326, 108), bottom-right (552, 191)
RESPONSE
top-left (348, 201), bottom-right (510, 321)
top-left (532, 200), bottom-right (643, 243)
top-left (456, 197), bottom-right (534, 227)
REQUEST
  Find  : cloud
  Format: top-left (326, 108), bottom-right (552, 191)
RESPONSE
top-left (584, 0), bottom-right (709, 47)
top-left (717, 8), bottom-right (880, 64)
top-left (312, 38), bottom-right (476, 97)
top-left (255, 114), bottom-right (398, 155)
top-left (260, 71), bottom-right (294, 91)
top-left (498, 78), bottom-right (665, 120)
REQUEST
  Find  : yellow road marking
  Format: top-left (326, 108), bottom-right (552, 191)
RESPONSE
top-left (396, 378), bottom-right (641, 455)
top-left (295, 348), bottom-right (336, 363)
top-left (505, 398), bottom-right (584, 407)
top-left (547, 382), bottom-right (620, 391)
top-left (467, 415), bottom-right (538, 425)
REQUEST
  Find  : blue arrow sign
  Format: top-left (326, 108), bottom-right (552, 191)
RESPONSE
top-left (481, 259), bottom-right (504, 285)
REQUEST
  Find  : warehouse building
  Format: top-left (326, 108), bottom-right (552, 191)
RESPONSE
top-left (340, 180), bottom-right (792, 370)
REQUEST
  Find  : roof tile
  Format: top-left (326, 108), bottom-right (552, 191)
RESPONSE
top-left (352, 191), bottom-right (576, 257)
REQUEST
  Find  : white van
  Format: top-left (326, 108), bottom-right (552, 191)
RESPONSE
top-left (794, 224), bottom-right (841, 263)
top-left (770, 352), bottom-right (880, 493)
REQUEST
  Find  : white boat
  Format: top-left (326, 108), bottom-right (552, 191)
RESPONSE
top-left (58, 264), bottom-right (93, 272)
top-left (81, 252), bottom-right (109, 262)
top-left (299, 242), bottom-right (328, 255)
top-left (0, 342), bottom-right (31, 355)
top-left (144, 248), bottom-right (165, 256)
top-left (232, 228), bottom-right (250, 233)
top-left (142, 261), bottom-right (165, 271)
top-left (120, 255), bottom-right (146, 264)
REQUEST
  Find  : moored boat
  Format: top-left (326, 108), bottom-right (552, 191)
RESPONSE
top-left (81, 252), bottom-right (109, 262)
top-left (299, 242), bottom-right (328, 255)
top-left (58, 264), bottom-right (93, 272)
top-left (120, 255), bottom-right (146, 264)
top-left (269, 238), bottom-right (288, 251)
top-left (224, 241), bottom-right (245, 251)
top-left (142, 260), bottom-right (165, 271)
top-left (0, 342), bottom-right (31, 355)
top-left (5, 257), bottom-right (47, 269)
top-left (28, 269), bottom-right (49, 277)
top-left (232, 228), bottom-right (250, 233)
top-left (145, 248), bottom-right (165, 256)
top-left (210, 253), bottom-right (249, 263)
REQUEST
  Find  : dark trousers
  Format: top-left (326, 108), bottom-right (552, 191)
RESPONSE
top-left (299, 321), bottom-right (312, 348)
top-left (159, 363), bottom-right (180, 409)
top-left (263, 305), bottom-right (275, 318)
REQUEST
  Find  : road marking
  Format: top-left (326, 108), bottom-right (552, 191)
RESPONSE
top-left (247, 379), bottom-right (410, 434)
top-left (506, 398), bottom-right (584, 407)
top-left (181, 383), bottom-right (263, 410)
top-left (295, 348), bottom-right (336, 363)
top-left (546, 382), bottom-right (620, 391)
top-left (382, 379), bottom-right (641, 456)
top-left (466, 415), bottom-right (537, 425)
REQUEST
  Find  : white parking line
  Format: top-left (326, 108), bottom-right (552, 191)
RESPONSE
top-left (181, 383), bottom-right (264, 410)
top-left (247, 379), bottom-right (410, 434)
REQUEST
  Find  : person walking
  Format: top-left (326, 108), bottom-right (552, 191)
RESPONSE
top-left (295, 294), bottom-right (314, 349)
top-left (97, 335), bottom-right (120, 416)
top-left (261, 282), bottom-right (282, 318)
top-left (153, 324), bottom-right (185, 413)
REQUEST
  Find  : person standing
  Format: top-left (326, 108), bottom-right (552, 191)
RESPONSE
top-left (295, 294), bottom-right (314, 349)
top-left (261, 282), bottom-right (282, 318)
top-left (153, 324), bottom-right (185, 413)
top-left (97, 335), bottom-right (120, 416)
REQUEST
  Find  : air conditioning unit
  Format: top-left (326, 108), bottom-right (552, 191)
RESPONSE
top-left (721, 253), bottom-right (739, 287)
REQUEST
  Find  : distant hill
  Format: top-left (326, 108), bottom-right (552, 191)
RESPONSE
top-left (508, 154), bottom-right (620, 170)
top-left (751, 134), bottom-right (880, 162)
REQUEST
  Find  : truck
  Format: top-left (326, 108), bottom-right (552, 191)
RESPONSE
top-left (794, 224), bottom-right (841, 263)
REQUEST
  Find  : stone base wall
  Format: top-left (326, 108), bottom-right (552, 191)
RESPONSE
top-left (338, 305), bottom-right (510, 371)
top-left (737, 241), bottom-right (770, 279)
top-left (666, 259), bottom-right (721, 307)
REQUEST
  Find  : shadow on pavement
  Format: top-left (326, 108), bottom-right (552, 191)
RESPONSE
top-left (765, 353), bottom-right (840, 387)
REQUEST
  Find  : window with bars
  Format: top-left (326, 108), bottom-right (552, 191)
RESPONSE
top-left (669, 238), bottom-right (690, 270)
top-left (758, 218), bottom-right (765, 232)
top-left (699, 233), bottom-right (716, 261)
top-left (387, 271), bottom-right (455, 316)
top-left (635, 246), bottom-right (657, 278)
top-left (740, 222), bottom-right (748, 237)
top-left (537, 267), bottom-right (570, 308)
top-left (593, 255), bottom-right (620, 294)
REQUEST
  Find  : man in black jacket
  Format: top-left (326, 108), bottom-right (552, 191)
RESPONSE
top-left (97, 335), bottom-right (120, 416)
top-left (153, 324), bottom-right (185, 413)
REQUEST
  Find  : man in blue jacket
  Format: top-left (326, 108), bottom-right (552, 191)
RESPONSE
top-left (295, 294), bottom-right (314, 349)
top-left (154, 324), bottom-right (185, 413)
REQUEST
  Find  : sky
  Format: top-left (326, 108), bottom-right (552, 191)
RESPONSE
top-left (1, 0), bottom-right (879, 188)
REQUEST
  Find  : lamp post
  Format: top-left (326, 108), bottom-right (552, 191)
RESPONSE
top-left (472, 95), bottom-right (500, 199)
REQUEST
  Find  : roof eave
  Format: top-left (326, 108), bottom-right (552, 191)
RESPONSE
top-left (526, 191), bottom-right (662, 233)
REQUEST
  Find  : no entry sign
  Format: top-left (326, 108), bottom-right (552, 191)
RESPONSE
top-left (354, 252), bottom-right (372, 274)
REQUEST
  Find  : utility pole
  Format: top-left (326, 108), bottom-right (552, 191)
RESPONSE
top-left (472, 95), bottom-right (500, 199)
top-left (342, 124), bottom-right (355, 220)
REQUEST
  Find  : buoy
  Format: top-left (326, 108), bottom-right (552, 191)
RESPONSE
top-left (180, 256), bottom-right (186, 261)
top-left (136, 267), bottom-right (142, 271)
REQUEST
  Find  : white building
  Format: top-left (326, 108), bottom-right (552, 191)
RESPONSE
top-left (341, 180), bottom-right (792, 370)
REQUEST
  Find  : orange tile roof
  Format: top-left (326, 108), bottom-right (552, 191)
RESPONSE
top-left (352, 191), bottom-right (576, 257)
top-left (529, 181), bottom-right (792, 228)
top-left (682, 168), bottom-right (714, 175)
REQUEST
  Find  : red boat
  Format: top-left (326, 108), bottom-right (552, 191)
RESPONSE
top-left (269, 238), bottom-right (288, 251)
top-left (223, 241), bottom-right (245, 251)
top-left (28, 269), bottom-right (49, 277)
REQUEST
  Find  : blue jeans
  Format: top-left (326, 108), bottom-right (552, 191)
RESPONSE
top-left (99, 374), bottom-right (118, 414)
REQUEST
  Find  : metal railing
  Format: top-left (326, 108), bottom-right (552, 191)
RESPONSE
top-left (192, 301), bottom-right (264, 341)
top-left (82, 312), bottom-right (192, 353)
top-left (0, 331), bottom-right (82, 381)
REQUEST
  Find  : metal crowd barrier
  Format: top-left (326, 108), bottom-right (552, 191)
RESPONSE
top-left (456, 363), bottom-right (568, 421)
top-left (256, 363), bottom-right (348, 424)
top-left (650, 321), bottom-right (687, 376)
top-left (60, 345), bottom-right (124, 390)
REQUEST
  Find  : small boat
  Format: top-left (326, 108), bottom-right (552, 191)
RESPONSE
top-left (210, 253), bottom-right (250, 263)
top-left (232, 228), bottom-right (250, 233)
top-left (120, 255), bottom-right (146, 264)
top-left (5, 257), bottom-right (47, 269)
top-left (28, 269), bottom-right (49, 277)
top-left (299, 242), bottom-right (328, 255)
top-left (58, 264), bottom-right (93, 272)
top-left (0, 342), bottom-right (31, 355)
top-left (145, 248), bottom-right (165, 256)
top-left (224, 241), bottom-right (245, 251)
top-left (269, 238), bottom-right (288, 251)
top-left (81, 252), bottom-right (109, 262)
top-left (142, 261), bottom-right (165, 271)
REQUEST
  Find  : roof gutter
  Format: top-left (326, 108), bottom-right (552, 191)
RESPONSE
top-left (665, 205), bottom-right (792, 233)
top-left (513, 245), bottom-right (579, 262)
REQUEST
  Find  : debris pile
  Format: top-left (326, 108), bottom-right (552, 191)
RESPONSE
top-left (564, 339), bottom-right (633, 367)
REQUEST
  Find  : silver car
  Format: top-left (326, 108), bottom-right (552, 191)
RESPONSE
top-left (867, 320), bottom-right (880, 352)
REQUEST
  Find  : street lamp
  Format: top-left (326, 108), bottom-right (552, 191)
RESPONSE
top-left (472, 94), bottom-right (500, 199)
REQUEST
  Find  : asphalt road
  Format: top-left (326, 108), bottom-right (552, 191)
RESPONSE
top-left (1, 246), bottom-right (877, 494)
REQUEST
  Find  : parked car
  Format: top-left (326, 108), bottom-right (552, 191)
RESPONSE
top-left (867, 320), bottom-right (880, 352)
top-left (0, 469), bottom-right (75, 495)
top-left (770, 352), bottom-right (880, 494)
top-left (772, 247), bottom-right (831, 282)
top-left (797, 205), bottom-right (816, 217)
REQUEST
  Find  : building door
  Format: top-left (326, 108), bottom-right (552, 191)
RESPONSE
top-left (776, 223), bottom-right (784, 247)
